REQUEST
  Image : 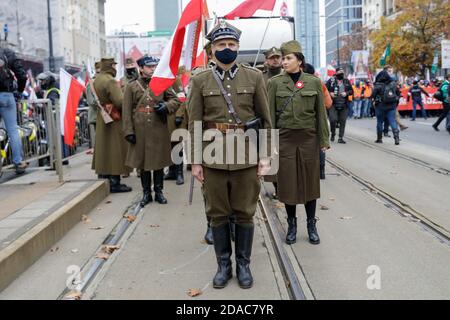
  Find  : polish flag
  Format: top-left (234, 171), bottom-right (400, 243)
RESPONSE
top-left (60, 68), bottom-right (85, 146)
top-left (280, 1), bottom-right (289, 17)
top-left (149, 0), bottom-right (204, 96)
top-left (327, 65), bottom-right (336, 77)
top-left (224, 0), bottom-right (276, 20)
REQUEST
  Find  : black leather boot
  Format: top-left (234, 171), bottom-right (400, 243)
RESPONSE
top-left (375, 132), bottom-right (383, 143)
top-left (164, 165), bottom-right (176, 180)
top-left (153, 169), bottom-right (168, 204)
top-left (229, 215), bottom-right (236, 242)
top-left (204, 216), bottom-right (213, 245)
top-left (307, 218), bottom-right (320, 245)
top-left (235, 224), bottom-right (254, 289)
top-left (393, 129), bottom-right (400, 145)
top-left (320, 166), bottom-right (325, 180)
top-left (176, 164), bottom-right (184, 185)
top-left (212, 223), bottom-right (232, 289)
top-left (140, 171), bottom-right (153, 207)
top-left (286, 216), bottom-right (297, 245)
top-left (109, 176), bottom-right (132, 193)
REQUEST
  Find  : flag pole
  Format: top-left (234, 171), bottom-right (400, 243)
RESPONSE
top-left (253, 7), bottom-right (275, 67)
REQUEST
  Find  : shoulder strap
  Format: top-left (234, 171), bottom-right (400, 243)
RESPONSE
top-left (135, 79), bottom-right (156, 107)
top-left (211, 68), bottom-right (242, 125)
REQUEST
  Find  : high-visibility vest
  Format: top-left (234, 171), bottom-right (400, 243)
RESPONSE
top-left (352, 85), bottom-right (363, 99)
top-left (363, 85), bottom-right (372, 98)
top-left (44, 87), bottom-right (61, 99)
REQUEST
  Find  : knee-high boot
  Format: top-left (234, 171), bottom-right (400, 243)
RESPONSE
top-left (212, 223), bottom-right (232, 288)
top-left (204, 216), bottom-right (213, 245)
top-left (153, 169), bottom-right (168, 204)
top-left (235, 224), bottom-right (254, 289)
top-left (140, 171), bottom-right (153, 207)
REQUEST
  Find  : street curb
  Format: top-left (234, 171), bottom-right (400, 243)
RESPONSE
top-left (0, 180), bottom-right (109, 292)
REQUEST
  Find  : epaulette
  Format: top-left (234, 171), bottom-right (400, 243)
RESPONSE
top-left (241, 64), bottom-right (262, 73)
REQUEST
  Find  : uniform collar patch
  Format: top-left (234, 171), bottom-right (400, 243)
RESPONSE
top-left (214, 64), bottom-right (239, 80)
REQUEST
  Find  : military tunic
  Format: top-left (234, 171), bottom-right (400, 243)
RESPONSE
top-left (188, 63), bottom-right (272, 226)
top-left (92, 68), bottom-right (129, 176)
top-left (268, 71), bottom-right (330, 205)
top-left (122, 76), bottom-right (181, 171)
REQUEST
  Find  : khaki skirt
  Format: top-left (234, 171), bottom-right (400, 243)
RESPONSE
top-left (277, 128), bottom-right (320, 205)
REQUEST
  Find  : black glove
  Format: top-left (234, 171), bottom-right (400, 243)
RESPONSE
top-left (155, 101), bottom-right (168, 115)
top-left (125, 134), bottom-right (136, 145)
top-left (175, 116), bottom-right (183, 127)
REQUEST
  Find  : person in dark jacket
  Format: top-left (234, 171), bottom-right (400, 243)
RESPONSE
top-left (408, 80), bottom-right (430, 121)
top-left (0, 48), bottom-right (27, 174)
top-left (326, 67), bottom-right (353, 144)
top-left (371, 70), bottom-right (401, 145)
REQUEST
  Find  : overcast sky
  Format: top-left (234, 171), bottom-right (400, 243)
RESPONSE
top-left (105, 0), bottom-right (295, 34)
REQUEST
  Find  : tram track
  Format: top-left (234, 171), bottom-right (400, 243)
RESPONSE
top-left (346, 135), bottom-right (450, 176)
top-left (326, 157), bottom-right (450, 247)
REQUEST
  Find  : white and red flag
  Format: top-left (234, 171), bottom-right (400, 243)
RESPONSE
top-left (59, 68), bottom-right (85, 146)
top-left (224, 0), bottom-right (276, 20)
top-left (149, 0), bottom-right (205, 96)
top-left (280, 1), bottom-right (289, 17)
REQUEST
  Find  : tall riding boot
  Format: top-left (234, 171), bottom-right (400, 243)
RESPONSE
top-left (204, 216), bottom-right (213, 245)
top-left (285, 204), bottom-right (297, 245)
top-left (164, 165), bottom-right (176, 180)
top-left (393, 129), bottom-right (400, 145)
top-left (212, 223), bottom-right (233, 288)
top-left (153, 169), bottom-right (168, 204)
top-left (235, 224), bottom-right (254, 289)
top-left (229, 215), bottom-right (236, 242)
top-left (375, 132), bottom-right (383, 143)
top-left (140, 171), bottom-right (153, 207)
top-left (176, 163), bottom-right (184, 185)
top-left (109, 175), bottom-right (132, 193)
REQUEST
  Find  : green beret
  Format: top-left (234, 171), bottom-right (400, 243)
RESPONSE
top-left (280, 40), bottom-right (303, 56)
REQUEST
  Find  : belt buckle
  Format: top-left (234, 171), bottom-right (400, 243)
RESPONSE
top-left (145, 105), bottom-right (151, 113)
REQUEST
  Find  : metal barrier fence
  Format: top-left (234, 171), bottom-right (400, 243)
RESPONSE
top-left (0, 99), bottom-right (91, 178)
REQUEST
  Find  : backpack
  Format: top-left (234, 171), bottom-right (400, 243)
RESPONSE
top-left (0, 51), bottom-right (13, 90)
top-left (434, 83), bottom-right (448, 102)
top-left (382, 82), bottom-right (398, 104)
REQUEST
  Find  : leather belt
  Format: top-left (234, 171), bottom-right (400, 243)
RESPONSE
top-left (204, 122), bottom-right (246, 133)
top-left (136, 106), bottom-right (155, 113)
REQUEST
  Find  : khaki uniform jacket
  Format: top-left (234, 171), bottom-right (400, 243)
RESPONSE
top-left (268, 71), bottom-right (330, 149)
top-left (188, 63), bottom-right (272, 171)
top-left (92, 69), bottom-right (129, 175)
top-left (167, 78), bottom-right (188, 134)
top-left (122, 76), bottom-right (181, 171)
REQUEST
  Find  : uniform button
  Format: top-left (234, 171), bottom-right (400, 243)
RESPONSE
top-left (228, 119), bottom-right (233, 123)
top-left (244, 90), bottom-right (247, 93)
top-left (227, 93), bottom-right (231, 97)
top-left (227, 85), bottom-right (231, 89)
top-left (210, 92), bottom-right (213, 95)
top-left (227, 78), bottom-right (230, 81)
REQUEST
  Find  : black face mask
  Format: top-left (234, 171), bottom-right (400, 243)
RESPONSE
top-left (215, 48), bottom-right (238, 65)
top-left (336, 74), bottom-right (344, 80)
top-left (126, 68), bottom-right (136, 77)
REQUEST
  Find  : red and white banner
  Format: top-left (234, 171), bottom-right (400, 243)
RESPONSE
top-left (149, 0), bottom-right (204, 96)
top-left (224, 0), bottom-right (276, 20)
top-left (398, 87), bottom-right (443, 111)
top-left (327, 65), bottom-right (336, 77)
top-left (60, 68), bottom-right (85, 146)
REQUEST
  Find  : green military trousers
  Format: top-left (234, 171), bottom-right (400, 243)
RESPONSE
top-left (203, 166), bottom-right (261, 227)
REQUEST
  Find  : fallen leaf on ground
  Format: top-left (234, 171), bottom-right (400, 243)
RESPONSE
top-left (329, 198), bottom-right (335, 201)
top-left (96, 252), bottom-right (110, 260)
top-left (149, 224), bottom-right (160, 228)
top-left (339, 216), bottom-right (353, 220)
top-left (200, 239), bottom-right (207, 245)
top-left (320, 205), bottom-right (329, 210)
top-left (50, 247), bottom-right (59, 253)
top-left (186, 288), bottom-right (202, 297)
top-left (274, 202), bottom-right (284, 209)
top-left (105, 200), bottom-right (112, 204)
top-left (124, 214), bottom-right (136, 222)
top-left (103, 245), bottom-right (120, 254)
top-left (63, 291), bottom-right (82, 300)
top-left (89, 226), bottom-right (104, 230)
top-left (81, 215), bottom-right (91, 223)
top-left (71, 249), bottom-right (79, 254)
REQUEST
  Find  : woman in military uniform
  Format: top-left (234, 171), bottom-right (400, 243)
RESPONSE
top-left (267, 41), bottom-right (330, 245)
top-left (122, 55), bottom-right (181, 206)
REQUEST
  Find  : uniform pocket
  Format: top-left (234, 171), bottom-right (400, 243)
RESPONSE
top-left (292, 90), bottom-right (317, 120)
top-left (236, 87), bottom-right (255, 106)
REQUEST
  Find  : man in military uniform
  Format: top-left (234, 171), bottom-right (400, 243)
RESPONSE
top-left (123, 56), bottom-right (180, 206)
top-left (188, 21), bottom-right (272, 289)
top-left (92, 58), bottom-right (132, 193)
top-left (120, 57), bottom-right (138, 92)
top-left (87, 61), bottom-right (101, 131)
top-left (262, 47), bottom-right (282, 85)
top-left (261, 47), bottom-right (282, 199)
top-left (164, 66), bottom-right (188, 185)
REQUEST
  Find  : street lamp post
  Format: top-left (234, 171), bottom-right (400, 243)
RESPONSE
top-left (321, 14), bottom-right (347, 68)
top-left (47, 0), bottom-right (55, 72)
top-left (121, 23), bottom-right (139, 75)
